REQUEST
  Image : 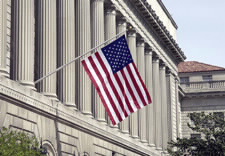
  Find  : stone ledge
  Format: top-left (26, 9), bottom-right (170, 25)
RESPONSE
top-left (0, 76), bottom-right (161, 156)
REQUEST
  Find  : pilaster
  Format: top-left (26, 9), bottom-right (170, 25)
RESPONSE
top-left (12, 0), bottom-right (35, 90)
top-left (145, 46), bottom-right (154, 146)
top-left (37, 0), bottom-right (57, 100)
top-left (76, 0), bottom-right (92, 115)
top-left (137, 37), bottom-right (147, 143)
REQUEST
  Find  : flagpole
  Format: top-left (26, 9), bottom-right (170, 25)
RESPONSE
top-left (34, 30), bottom-right (127, 84)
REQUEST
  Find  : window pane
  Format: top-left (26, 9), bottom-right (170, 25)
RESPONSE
top-left (180, 77), bottom-right (189, 83)
top-left (202, 75), bottom-right (212, 81)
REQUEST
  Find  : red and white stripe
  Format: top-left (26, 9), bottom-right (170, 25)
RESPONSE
top-left (82, 50), bottom-right (152, 125)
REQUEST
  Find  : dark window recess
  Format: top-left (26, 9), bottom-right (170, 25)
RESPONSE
top-left (180, 77), bottom-right (189, 83)
top-left (202, 75), bottom-right (212, 81)
top-left (191, 133), bottom-right (201, 139)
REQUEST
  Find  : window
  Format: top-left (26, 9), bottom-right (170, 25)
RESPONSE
top-left (180, 77), bottom-right (189, 83)
top-left (202, 75), bottom-right (212, 81)
top-left (191, 133), bottom-right (201, 139)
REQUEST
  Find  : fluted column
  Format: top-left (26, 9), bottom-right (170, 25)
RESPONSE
top-left (104, 5), bottom-right (116, 124)
top-left (160, 63), bottom-right (168, 152)
top-left (58, 0), bottom-right (76, 106)
top-left (137, 37), bottom-right (147, 142)
top-left (0, 0), bottom-right (11, 77)
top-left (91, 0), bottom-right (105, 121)
top-left (166, 69), bottom-right (173, 142)
top-left (36, 0), bottom-right (57, 100)
top-left (145, 47), bottom-right (154, 146)
top-left (175, 77), bottom-right (181, 138)
top-left (12, 0), bottom-right (35, 90)
top-left (76, 0), bottom-right (92, 115)
top-left (116, 17), bottom-right (129, 131)
top-left (152, 55), bottom-right (161, 149)
top-left (116, 17), bottom-right (126, 37)
top-left (166, 70), bottom-right (177, 142)
top-left (127, 28), bottom-right (137, 64)
top-left (127, 29), bottom-right (139, 138)
top-left (105, 5), bottom-right (116, 42)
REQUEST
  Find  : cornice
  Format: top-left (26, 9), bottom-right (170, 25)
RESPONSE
top-left (0, 77), bottom-right (160, 156)
top-left (156, 0), bottom-right (178, 29)
top-left (130, 0), bottom-right (186, 62)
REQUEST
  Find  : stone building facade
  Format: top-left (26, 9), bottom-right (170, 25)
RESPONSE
top-left (179, 61), bottom-right (225, 139)
top-left (0, 0), bottom-right (185, 155)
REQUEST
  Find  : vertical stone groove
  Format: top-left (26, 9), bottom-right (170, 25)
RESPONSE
top-left (76, 0), bottom-right (92, 115)
top-left (91, 0), bottom-right (105, 121)
top-left (37, 0), bottom-right (57, 100)
top-left (58, 0), bottom-right (76, 106)
top-left (12, 0), bottom-right (35, 90)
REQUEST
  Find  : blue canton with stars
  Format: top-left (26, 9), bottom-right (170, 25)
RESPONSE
top-left (102, 35), bottom-right (133, 73)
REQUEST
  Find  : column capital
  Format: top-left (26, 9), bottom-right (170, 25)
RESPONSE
top-left (105, 4), bottom-right (116, 15)
top-left (117, 16), bottom-right (127, 25)
top-left (145, 45), bottom-right (153, 55)
top-left (152, 53), bottom-right (160, 62)
top-left (166, 68), bottom-right (172, 75)
top-left (127, 27), bottom-right (136, 37)
top-left (136, 36), bottom-right (145, 47)
top-left (159, 61), bottom-right (166, 70)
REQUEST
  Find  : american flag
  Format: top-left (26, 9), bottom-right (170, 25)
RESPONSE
top-left (81, 35), bottom-right (152, 125)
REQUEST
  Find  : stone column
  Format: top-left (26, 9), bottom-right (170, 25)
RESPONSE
top-left (145, 47), bottom-right (154, 146)
top-left (76, 0), bottom-right (92, 116)
top-left (105, 5), bottom-right (116, 42)
top-left (127, 28), bottom-right (137, 64)
top-left (0, 0), bottom-right (11, 77)
top-left (152, 55), bottom-right (161, 149)
top-left (116, 17), bottom-right (126, 37)
top-left (12, 0), bottom-right (35, 90)
top-left (36, 0), bottom-right (57, 100)
top-left (116, 18), bottom-right (129, 132)
top-left (104, 5), bottom-right (116, 123)
top-left (136, 37), bottom-right (147, 142)
top-left (58, 0), bottom-right (76, 106)
top-left (160, 63), bottom-right (168, 152)
top-left (127, 29), bottom-right (139, 138)
top-left (166, 69), bottom-right (177, 142)
top-left (91, 0), bottom-right (105, 122)
top-left (175, 77), bottom-right (181, 138)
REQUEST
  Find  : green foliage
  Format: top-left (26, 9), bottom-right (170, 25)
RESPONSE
top-left (168, 112), bottom-right (225, 156)
top-left (0, 127), bottom-right (46, 156)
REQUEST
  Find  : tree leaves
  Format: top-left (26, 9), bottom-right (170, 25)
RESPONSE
top-left (168, 112), bottom-right (225, 156)
top-left (0, 127), bottom-right (45, 156)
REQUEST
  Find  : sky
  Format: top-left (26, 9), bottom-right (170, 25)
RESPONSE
top-left (162, 0), bottom-right (225, 67)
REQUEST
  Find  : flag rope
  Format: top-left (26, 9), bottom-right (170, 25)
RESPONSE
top-left (34, 30), bottom-right (127, 84)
